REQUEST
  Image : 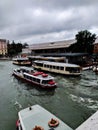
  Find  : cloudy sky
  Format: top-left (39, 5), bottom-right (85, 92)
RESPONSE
top-left (0, 0), bottom-right (98, 44)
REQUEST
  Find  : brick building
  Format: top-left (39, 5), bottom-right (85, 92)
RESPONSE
top-left (0, 39), bottom-right (8, 56)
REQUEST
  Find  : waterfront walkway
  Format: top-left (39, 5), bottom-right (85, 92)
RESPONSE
top-left (76, 110), bottom-right (98, 130)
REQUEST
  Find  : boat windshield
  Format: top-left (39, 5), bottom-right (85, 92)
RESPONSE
top-left (20, 67), bottom-right (34, 73)
top-left (42, 79), bottom-right (54, 84)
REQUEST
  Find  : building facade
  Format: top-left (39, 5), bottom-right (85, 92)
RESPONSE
top-left (0, 39), bottom-right (8, 56)
top-left (93, 43), bottom-right (98, 53)
top-left (93, 36), bottom-right (98, 54)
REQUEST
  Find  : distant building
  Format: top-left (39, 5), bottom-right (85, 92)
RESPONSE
top-left (93, 37), bottom-right (98, 54)
top-left (29, 39), bottom-right (76, 55)
top-left (29, 38), bottom-right (97, 65)
top-left (0, 39), bottom-right (8, 56)
top-left (29, 37), bottom-right (98, 55)
top-left (21, 48), bottom-right (31, 57)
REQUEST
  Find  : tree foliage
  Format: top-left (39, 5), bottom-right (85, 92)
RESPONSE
top-left (68, 30), bottom-right (96, 54)
top-left (22, 43), bottom-right (29, 48)
top-left (7, 41), bottom-right (22, 57)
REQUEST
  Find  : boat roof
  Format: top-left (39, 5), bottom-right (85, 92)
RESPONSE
top-left (34, 60), bottom-right (80, 67)
top-left (18, 104), bottom-right (73, 130)
top-left (24, 72), bottom-right (54, 80)
top-left (29, 56), bottom-right (64, 60)
top-left (20, 67), bottom-right (34, 71)
top-left (13, 57), bottom-right (29, 61)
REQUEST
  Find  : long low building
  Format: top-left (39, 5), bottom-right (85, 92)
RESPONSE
top-left (29, 39), bottom-right (76, 55)
top-left (29, 37), bottom-right (98, 56)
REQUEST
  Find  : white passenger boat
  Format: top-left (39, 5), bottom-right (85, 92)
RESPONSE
top-left (16, 104), bottom-right (73, 130)
top-left (13, 67), bottom-right (56, 89)
top-left (12, 57), bottom-right (31, 66)
top-left (33, 60), bottom-right (81, 76)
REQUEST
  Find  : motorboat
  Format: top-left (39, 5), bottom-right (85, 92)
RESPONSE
top-left (12, 57), bottom-right (31, 66)
top-left (13, 67), bottom-right (56, 89)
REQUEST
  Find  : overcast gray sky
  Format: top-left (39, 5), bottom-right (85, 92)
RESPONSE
top-left (0, 0), bottom-right (98, 44)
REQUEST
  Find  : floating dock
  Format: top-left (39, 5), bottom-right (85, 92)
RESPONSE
top-left (76, 111), bottom-right (98, 130)
top-left (18, 104), bottom-right (73, 130)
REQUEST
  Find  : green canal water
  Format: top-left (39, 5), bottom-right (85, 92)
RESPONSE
top-left (0, 61), bottom-right (98, 130)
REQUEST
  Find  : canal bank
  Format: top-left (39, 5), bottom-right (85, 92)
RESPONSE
top-left (0, 61), bottom-right (98, 130)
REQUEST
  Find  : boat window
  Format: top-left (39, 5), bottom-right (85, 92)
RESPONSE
top-left (42, 80), bottom-right (48, 84)
top-left (24, 74), bottom-right (30, 80)
top-left (60, 66), bottom-right (64, 70)
top-left (66, 67), bottom-right (80, 73)
top-left (29, 76), bottom-right (32, 80)
top-left (33, 77), bottom-right (36, 81)
top-left (24, 74), bottom-right (27, 78)
top-left (44, 64), bottom-right (47, 68)
top-left (36, 63), bottom-right (43, 67)
top-left (53, 66), bottom-right (55, 69)
top-left (24, 74), bottom-right (26, 78)
top-left (50, 65), bottom-right (52, 69)
top-left (36, 78), bottom-right (40, 83)
top-left (57, 66), bottom-right (59, 70)
top-left (17, 70), bottom-right (20, 72)
top-left (55, 66), bottom-right (59, 70)
top-left (44, 65), bottom-right (49, 68)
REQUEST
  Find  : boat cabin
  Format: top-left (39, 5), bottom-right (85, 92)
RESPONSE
top-left (12, 57), bottom-right (31, 66)
top-left (33, 60), bottom-right (81, 76)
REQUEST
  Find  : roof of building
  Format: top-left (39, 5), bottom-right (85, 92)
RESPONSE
top-left (29, 36), bottom-right (98, 50)
top-left (29, 39), bottom-right (76, 50)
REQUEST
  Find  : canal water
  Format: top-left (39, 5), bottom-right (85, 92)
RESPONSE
top-left (0, 61), bottom-right (98, 130)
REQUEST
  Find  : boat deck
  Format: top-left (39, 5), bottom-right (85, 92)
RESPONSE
top-left (18, 104), bottom-right (73, 130)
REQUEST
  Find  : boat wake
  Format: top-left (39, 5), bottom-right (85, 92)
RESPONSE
top-left (70, 94), bottom-right (98, 111)
top-left (14, 101), bottom-right (22, 109)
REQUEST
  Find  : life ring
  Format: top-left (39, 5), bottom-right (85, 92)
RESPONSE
top-left (33, 125), bottom-right (44, 130)
top-left (48, 118), bottom-right (59, 127)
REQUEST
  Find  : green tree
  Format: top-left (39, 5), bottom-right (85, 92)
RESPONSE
top-left (7, 41), bottom-right (23, 57)
top-left (22, 43), bottom-right (29, 48)
top-left (75, 30), bottom-right (96, 54)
